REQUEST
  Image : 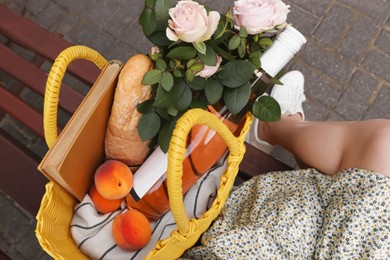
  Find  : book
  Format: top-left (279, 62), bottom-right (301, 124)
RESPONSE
top-left (38, 60), bottom-right (123, 201)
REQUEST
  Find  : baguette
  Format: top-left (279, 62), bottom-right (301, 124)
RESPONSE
top-left (105, 54), bottom-right (153, 169)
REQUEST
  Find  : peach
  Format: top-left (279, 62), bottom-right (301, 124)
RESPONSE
top-left (112, 208), bottom-right (152, 251)
top-left (94, 160), bottom-right (133, 200)
top-left (89, 184), bottom-right (122, 214)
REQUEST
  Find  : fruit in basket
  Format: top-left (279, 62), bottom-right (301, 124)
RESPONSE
top-left (112, 208), bottom-right (152, 250)
top-left (89, 184), bottom-right (122, 214)
top-left (94, 160), bottom-right (133, 200)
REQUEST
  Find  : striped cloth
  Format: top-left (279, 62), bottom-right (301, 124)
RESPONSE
top-left (70, 154), bottom-right (228, 260)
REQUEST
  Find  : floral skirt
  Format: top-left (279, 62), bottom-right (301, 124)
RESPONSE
top-left (182, 168), bottom-right (390, 259)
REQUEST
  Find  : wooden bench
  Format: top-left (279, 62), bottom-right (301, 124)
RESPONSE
top-left (0, 4), bottom-right (101, 215)
top-left (0, 4), bottom-right (291, 216)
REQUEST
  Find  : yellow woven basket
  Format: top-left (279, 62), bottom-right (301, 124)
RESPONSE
top-left (36, 46), bottom-right (253, 259)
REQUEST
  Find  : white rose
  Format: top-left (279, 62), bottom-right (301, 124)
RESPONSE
top-left (233, 0), bottom-right (290, 35)
top-left (166, 0), bottom-right (220, 43)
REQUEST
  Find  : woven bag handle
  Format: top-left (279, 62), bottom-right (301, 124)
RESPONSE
top-left (167, 108), bottom-right (252, 235)
top-left (43, 45), bottom-right (108, 148)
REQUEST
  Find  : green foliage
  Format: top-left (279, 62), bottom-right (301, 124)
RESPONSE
top-left (173, 80), bottom-right (192, 111)
top-left (138, 112), bottom-right (161, 141)
top-left (218, 60), bottom-right (255, 88)
top-left (251, 95), bottom-right (281, 122)
top-left (205, 78), bottom-right (223, 104)
top-left (228, 35), bottom-right (241, 50)
top-left (137, 0), bottom-right (288, 152)
top-left (187, 76), bottom-right (206, 90)
top-left (193, 41), bottom-right (207, 54)
top-left (155, 0), bottom-right (173, 21)
top-left (161, 72), bottom-right (174, 91)
top-left (142, 69), bottom-right (163, 85)
top-left (158, 121), bottom-right (176, 152)
top-left (139, 8), bottom-right (157, 36)
top-left (223, 82), bottom-right (251, 114)
top-left (167, 46), bottom-right (197, 60)
top-left (198, 44), bottom-right (217, 66)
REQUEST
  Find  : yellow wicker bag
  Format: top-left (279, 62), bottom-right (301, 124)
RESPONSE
top-left (36, 46), bottom-right (253, 259)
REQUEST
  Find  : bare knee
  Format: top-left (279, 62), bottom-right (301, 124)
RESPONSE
top-left (342, 119), bottom-right (390, 176)
top-left (367, 119), bottom-right (390, 147)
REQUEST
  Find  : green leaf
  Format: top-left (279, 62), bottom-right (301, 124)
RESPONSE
top-left (193, 41), bottom-right (207, 54)
top-left (161, 72), bottom-right (174, 91)
top-left (249, 50), bottom-right (262, 59)
top-left (139, 8), bottom-right (157, 36)
top-left (250, 41), bottom-right (261, 53)
top-left (167, 105), bottom-right (178, 116)
top-left (137, 112), bottom-right (161, 141)
top-left (205, 78), bottom-right (223, 104)
top-left (137, 100), bottom-right (155, 114)
top-left (169, 59), bottom-right (176, 69)
top-left (239, 27), bottom-right (248, 38)
top-left (153, 85), bottom-right (174, 107)
top-left (147, 29), bottom-right (171, 46)
top-left (187, 76), bottom-right (206, 90)
top-left (158, 121), bottom-right (176, 153)
top-left (167, 46), bottom-right (197, 60)
top-left (271, 77), bottom-right (283, 85)
top-left (228, 35), bottom-right (241, 50)
top-left (210, 42), bottom-right (236, 61)
top-left (251, 95), bottom-right (281, 122)
top-left (259, 37), bottom-right (273, 49)
top-left (145, 0), bottom-right (156, 8)
top-left (155, 58), bottom-right (167, 70)
top-left (186, 59), bottom-right (196, 68)
top-left (249, 57), bottom-right (261, 68)
top-left (218, 60), bottom-right (255, 88)
top-left (190, 62), bottom-right (204, 72)
top-left (249, 51), bottom-right (262, 68)
top-left (156, 107), bottom-right (169, 120)
top-left (173, 69), bottom-right (183, 78)
top-left (186, 69), bottom-right (195, 82)
top-left (155, 0), bottom-right (173, 21)
top-left (173, 80), bottom-right (192, 111)
top-left (198, 44), bottom-right (217, 66)
top-left (238, 38), bottom-right (247, 58)
top-left (223, 82), bottom-right (251, 114)
top-left (212, 14), bottom-right (227, 39)
top-left (238, 44), bottom-right (245, 58)
top-left (142, 69), bottom-right (163, 85)
top-left (190, 98), bottom-right (207, 110)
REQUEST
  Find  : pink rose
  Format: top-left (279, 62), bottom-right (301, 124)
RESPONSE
top-left (196, 55), bottom-right (222, 78)
top-left (233, 0), bottom-right (290, 35)
top-left (166, 0), bottom-right (220, 43)
top-left (149, 46), bottom-right (160, 56)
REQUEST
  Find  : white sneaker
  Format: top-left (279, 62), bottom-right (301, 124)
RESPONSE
top-left (245, 116), bottom-right (274, 154)
top-left (245, 71), bottom-right (306, 154)
top-left (270, 70), bottom-right (306, 120)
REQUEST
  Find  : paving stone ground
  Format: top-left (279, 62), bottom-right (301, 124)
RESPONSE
top-left (0, 0), bottom-right (389, 259)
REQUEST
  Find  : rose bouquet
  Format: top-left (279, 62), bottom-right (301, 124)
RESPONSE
top-left (137, 0), bottom-right (291, 152)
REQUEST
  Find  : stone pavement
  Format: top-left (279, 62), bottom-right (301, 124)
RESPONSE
top-left (0, 0), bottom-right (389, 259)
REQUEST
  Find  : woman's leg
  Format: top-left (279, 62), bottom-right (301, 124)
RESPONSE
top-left (261, 114), bottom-right (390, 177)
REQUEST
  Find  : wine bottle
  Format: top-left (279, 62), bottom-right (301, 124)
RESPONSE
top-left (126, 25), bottom-right (307, 220)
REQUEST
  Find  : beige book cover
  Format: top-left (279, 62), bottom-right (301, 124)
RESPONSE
top-left (38, 60), bottom-right (123, 201)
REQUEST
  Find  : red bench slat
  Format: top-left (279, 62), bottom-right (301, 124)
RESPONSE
top-left (0, 129), bottom-right (47, 215)
top-left (0, 4), bottom-right (100, 85)
top-left (0, 86), bottom-right (45, 137)
top-left (0, 44), bottom-right (84, 114)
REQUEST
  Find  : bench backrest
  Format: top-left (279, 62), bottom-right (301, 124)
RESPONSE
top-left (0, 4), bottom-right (100, 214)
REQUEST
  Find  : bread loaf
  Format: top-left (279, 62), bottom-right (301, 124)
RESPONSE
top-left (105, 54), bottom-right (153, 168)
